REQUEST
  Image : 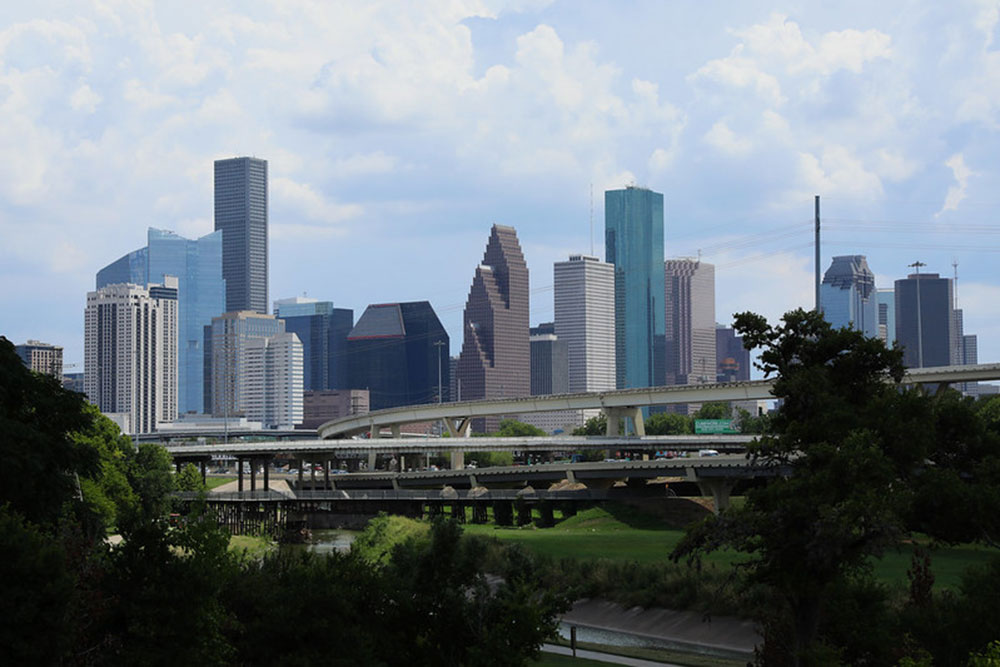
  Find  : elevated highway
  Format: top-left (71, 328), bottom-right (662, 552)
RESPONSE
top-left (316, 363), bottom-right (1000, 440)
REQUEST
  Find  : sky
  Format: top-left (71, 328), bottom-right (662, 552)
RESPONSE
top-left (3, 0), bottom-right (1000, 371)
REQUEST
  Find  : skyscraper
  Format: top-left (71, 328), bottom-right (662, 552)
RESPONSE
top-left (85, 277), bottom-right (179, 434)
top-left (877, 288), bottom-right (895, 345)
top-left (894, 272), bottom-right (955, 368)
top-left (716, 325), bottom-right (750, 383)
top-left (274, 297), bottom-right (353, 391)
top-left (456, 225), bottom-right (529, 432)
top-left (664, 258), bottom-right (716, 386)
top-left (206, 311), bottom-right (286, 420)
top-left (15, 340), bottom-right (63, 378)
top-left (819, 255), bottom-right (878, 338)
top-left (347, 301), bottom-right (449, 411)
top-left (215, 157), bottom-right (268, 314)
top-left (605, 186), bottom-right (665, 389)
top-left (553, 254), bottom-right (616, 393)
top-left (97, 228), bottom-right (224, 415)
top-left (529, 323), bottom-right (569, 396)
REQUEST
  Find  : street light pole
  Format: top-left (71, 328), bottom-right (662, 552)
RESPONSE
top-left (433, 340), bottom-right (445, 403)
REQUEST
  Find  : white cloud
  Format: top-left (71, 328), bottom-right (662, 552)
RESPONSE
top-left (731, 13), bottom-right (892, 76)
top-left (937, 153), bottom-right (972, 216)
top-left (690, 47), bottom-right (786, 106)
top-left (271, 177), bottom-right (364, 227)
top-left (69, 83), bottom-right (101, 112)
top-left (704, 120), bottom-right (752, 156)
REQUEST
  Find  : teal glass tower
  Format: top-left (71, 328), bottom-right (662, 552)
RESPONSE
top-left (605, 186), bottom-right (666, 389)
top-left (97, 228), bottom-right (225, 415)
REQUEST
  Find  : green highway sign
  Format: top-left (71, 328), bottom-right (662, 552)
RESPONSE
top-left (695, 419), bottom-right (739, 435)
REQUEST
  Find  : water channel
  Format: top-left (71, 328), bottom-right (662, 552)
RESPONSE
top-left (279, 529), bottom-right (358, 555)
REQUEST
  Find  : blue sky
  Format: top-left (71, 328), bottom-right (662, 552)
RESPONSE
top-left (3, 0), bottom-right (1000, 370)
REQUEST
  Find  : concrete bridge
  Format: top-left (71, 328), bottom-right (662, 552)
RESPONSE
top-left (316, 363), bottom-right (1000, 439)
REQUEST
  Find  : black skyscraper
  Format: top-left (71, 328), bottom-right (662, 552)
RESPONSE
top-left (347, 302), bottom-right (449, 411)
top-left (215, 157), bottom-right (268, 313)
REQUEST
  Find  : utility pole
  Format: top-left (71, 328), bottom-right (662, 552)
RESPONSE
top-left (909, 261), bottom-right (926, 367)
top-left (815, 195), bottom-right (821, 312)
top-left (433, 340), bottom-right (445, 403)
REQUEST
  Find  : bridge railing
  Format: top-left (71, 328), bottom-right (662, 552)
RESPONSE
top-left (176, 488), bottom-right (616, 502)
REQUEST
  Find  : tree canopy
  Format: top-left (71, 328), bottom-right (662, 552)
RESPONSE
top-left (672, 309), bottom-right (1000, 665)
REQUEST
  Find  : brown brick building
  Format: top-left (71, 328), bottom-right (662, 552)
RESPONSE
top-left (456, 225), bottom-right (530, 433)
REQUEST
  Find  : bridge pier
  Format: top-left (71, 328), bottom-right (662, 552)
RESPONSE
top-left (494, 501), bottom-right (513, 526)
top-left (687, 470), bottom-right (735, 514)
top-left (451, 450), bottom-right (465, 470)
top-left (604, 407), bottom-right (645, 436)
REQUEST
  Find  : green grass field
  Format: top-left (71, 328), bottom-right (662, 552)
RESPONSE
top-left (462, 503), bottom-right (998, 590)
top-left (205, 476), bottom-right (235, 490)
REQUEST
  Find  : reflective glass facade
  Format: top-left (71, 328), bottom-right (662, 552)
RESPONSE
top-left (96, 228), bottom-right (224, 415)
top-left (819, 255), bottom-right (878, 338)
top-left (348, 301), bottom-right (449, 410)
top-left (605, 187), bottom-right (665, 389)
top-left (275, 298), bottom-right (353, 391)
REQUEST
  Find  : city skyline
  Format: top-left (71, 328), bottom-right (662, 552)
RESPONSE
top-left (4, 2), bottom-right (1000, 371)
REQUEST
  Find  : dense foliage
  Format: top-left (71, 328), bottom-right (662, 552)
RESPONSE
top-left (671, 310), bottom-right (1000, 666)
top-left (0, 336), bottom-right (565, 665)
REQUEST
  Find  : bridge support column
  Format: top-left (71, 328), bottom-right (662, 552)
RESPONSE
top-left (237, 458), bottom-right (244, 493)
top-left (199, 460), bottom-right (206, 485)
top-left (324, 460), bottom-right (329, 489)
top-left (604, 407), bottom-right (645, 436)
top-left (451, 450), bottom-right (465, 470)
top-left (391, 424), bottom-right (401, 438)
top-left (688, 473), bottom-right (735, 514)
top-left (250, 461), bottom-right (257, 492)
top-left (445, 417), bottom-right (471, 437)
top-left (472, 503), bottom-right (488, 524)
top-left (263, 460), bottom-right (269, 492)
top-left (494, 501), bottom-right (513, 526)
top-left (368, 451), bottom-right (377, 471)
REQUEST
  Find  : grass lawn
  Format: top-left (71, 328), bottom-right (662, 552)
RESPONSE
top-left (228, 534), bottom-right (275, 559)
top-left (462, 504), bottom-right (743, 568)
top-left (205, 476), bottom-right (236, 490)
top-left (462, 503), bottom-right (998, 590)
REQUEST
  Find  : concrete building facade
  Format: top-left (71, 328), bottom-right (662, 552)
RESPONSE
top-left (877, 288), bottom-right (895, 345)
top-left (456, 225), bottom-right (530, 432)
top-left (664, 259), bottom-right (716, 386)
top-left (215, 157), bottom-right (268, 314)
top-left (529, 323), bottom-right (569, 396)
top-left (553, 254), bottom-right (616, 393)
top-left (302, 389), bottom-right (370, 430)
top-left (605, 186), bottom-right (665, 390)
top-left (205, 311), bottom-right (285, 419)
top-left (243, 331), bottom-right (303, 429)
top-left (15, 340), bottom-right (63, 378)
top-left (84, 278), bottom-right (179, 434)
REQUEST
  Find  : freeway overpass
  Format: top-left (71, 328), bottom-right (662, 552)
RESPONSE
top-left (317, 363), bottom-right (1000, 439)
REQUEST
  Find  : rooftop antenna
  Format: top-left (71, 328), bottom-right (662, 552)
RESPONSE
top-left (952, 258), bottom-right (959, 308)
top-left (589, 183), bottom-right (594, 256)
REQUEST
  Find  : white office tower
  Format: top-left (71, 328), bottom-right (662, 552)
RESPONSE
top-left (84, 277), bottom-right (179, 435)
top-left (244, 332), bottom-right (303, 429)
top-left (554, 255), bottom-right (616, 393)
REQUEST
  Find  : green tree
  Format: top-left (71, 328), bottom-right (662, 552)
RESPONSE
top-left (693, 401), bottom-right (731, 420)
top-left (572, 414), bottom-right (607, 435)
top-left (119, 443), bottom-right (174, 530)
top-left (176, 462), bottom-right (206, 492)
top-left (672, 309), bottom-right (925, 665)
top-left (645, 412), bottom-right (693, 435)
top-left (494, 419), bottom-right (546, 436)
top-left (73, 403), bottom-right (140, 532)
top-left (0, 336), bottom-right (97, 525)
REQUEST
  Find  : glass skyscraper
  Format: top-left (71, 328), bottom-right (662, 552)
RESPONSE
top-left (274, 297), bottom-right (354, 391)
top-left (894, 272), bottom-right (955, 368)
top-left (215, 156), bottom-right (268, 314)
top-left (605, 186), bottom-right (665, 389)
top-left (819, 255), bottom-right (878, 338)
top-left (97, 228), bottom-right (225, 415)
